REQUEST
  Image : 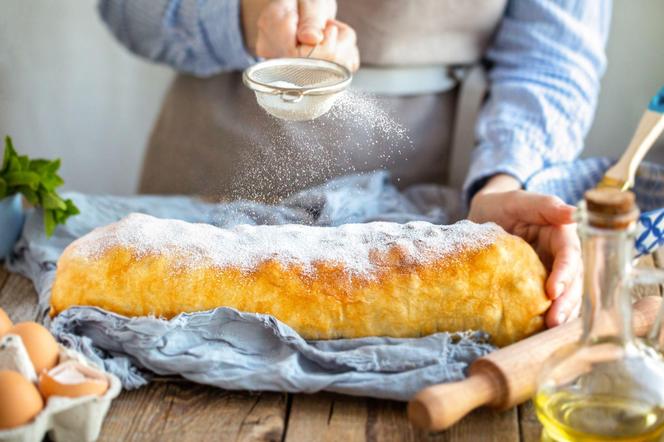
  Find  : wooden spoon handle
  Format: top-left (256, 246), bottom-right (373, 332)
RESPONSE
top-left (604, 86), bottom-right (664, 189)
top-left (604, 110), bottom-right (664, 189)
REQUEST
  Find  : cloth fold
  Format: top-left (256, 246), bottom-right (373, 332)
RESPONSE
top-left (8, 171), bottom-right (491, 401)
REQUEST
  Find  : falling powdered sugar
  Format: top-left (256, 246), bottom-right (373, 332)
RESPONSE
top-left (231, 90), bottom-right (413, 203)
top-left (71, 213), bottom-right (501, 279)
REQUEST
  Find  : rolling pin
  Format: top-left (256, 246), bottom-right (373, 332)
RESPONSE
top-left (408, 295), bottom-right (662, 431)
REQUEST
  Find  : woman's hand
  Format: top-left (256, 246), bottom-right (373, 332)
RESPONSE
top-left (468, 174), bottom-right (582, 328)
top-left (242, 0), bottom-right (359, 72)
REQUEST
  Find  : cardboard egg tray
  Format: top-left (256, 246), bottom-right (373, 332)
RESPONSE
top-left (0, 336), bottom-right (121, 442)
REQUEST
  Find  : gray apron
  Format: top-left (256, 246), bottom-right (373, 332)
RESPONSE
top-left (140, 0), bottom-right (507, 201)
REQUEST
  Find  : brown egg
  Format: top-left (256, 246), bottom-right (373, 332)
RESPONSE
top-left (39, 360), bottom-right (108, 399)
top-left (0, 308), bottom-right (11, 336)
top-left (8, 322), bottom-right (59, 373)
top-left (0, 370), bottom-right (44, 429)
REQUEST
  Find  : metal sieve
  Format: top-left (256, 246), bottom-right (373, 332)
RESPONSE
top-left (243, 58), bottom-right (352, 121)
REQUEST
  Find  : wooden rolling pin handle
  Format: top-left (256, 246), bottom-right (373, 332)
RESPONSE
top-left (408, 369), bottom-right (501, 430)
top-left (408, 296), bottom-right (662, 432)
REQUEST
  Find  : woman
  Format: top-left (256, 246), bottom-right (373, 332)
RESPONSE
top-left (98, 0), bottom-right (611, 328)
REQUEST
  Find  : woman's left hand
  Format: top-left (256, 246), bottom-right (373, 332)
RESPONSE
top-left (468, 174), bottom-right (581, 328)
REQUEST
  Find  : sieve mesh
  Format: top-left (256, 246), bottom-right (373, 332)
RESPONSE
top-left (244, 58), bottom-right (351, 94)
top-left (250, 64), bottom-right (345, 89)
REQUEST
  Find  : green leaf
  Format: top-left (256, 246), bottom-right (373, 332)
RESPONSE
top-left (18, 186), bottom-right (38, 205)
top-left (44, 210), bottom-right (56, 237)
top-left (53, 210), bottom-right (66, 224)
top-left (64, 198), bottom-right (80, 215)
top-left (17, 155), bottom-right (30, 170)
top-left (8, 156), bottom-right (23, 173)
top-left (46, 159), bottom-right (61, 174)
top-left (2, 136), bottom-right (17, 173)
top-left (41, 192), bottom-right (67, 210)
top-left (6, 171), bottom-right (40, 188)
top-left (40, 174), bottom-right (64, 192)
top-left (29, 159), bottom-right (52, 175)
top-left (0, 177), bottom-right (6, 198)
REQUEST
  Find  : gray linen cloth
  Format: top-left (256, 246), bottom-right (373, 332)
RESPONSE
top-left (6, 171), bottom-right (495, 400)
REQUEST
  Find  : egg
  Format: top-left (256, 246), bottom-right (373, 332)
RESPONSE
top-left (0, 308), bottom-right (11, 336)
top-left (8, 322), bottom-right (59, 373)
top-left (39, 360), bottom-right (108, 399)
top-left (0, 370), bottom-right (44, 430)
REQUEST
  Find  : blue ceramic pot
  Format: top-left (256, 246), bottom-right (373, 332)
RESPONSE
top-left (0, 194), bottom-right (25, 259)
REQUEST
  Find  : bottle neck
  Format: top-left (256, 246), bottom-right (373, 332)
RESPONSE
top-left (580, 225), bottom-right (635, 344)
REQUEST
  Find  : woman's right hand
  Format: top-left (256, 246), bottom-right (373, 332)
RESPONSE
top-left (242, 0), bottom-right (359, 72)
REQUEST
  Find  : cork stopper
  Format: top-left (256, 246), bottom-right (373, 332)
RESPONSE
top-left (584, 188), bottom-right (639, 229)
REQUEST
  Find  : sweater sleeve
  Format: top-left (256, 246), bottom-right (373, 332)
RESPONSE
top-left (464, 0), bottom-right (612, 199)
top-left (98, 0), bottom-right (256, 76)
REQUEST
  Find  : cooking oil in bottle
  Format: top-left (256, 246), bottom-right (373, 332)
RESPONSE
top-left (536, 391), bottom-right (664, 441)
top-left (535, 189), bottom-right (664, 442)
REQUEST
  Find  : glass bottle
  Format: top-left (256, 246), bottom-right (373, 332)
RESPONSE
top-left (535, 188), bottom-right (664, 442)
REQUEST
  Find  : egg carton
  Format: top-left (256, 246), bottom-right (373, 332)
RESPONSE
top-left (0, 336), bottom-right (121, 442)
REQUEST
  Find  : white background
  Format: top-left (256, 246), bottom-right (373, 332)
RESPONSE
top-left (0, 0), bottom-right (662, 195)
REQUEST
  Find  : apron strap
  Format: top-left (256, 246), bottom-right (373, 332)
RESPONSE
top-left (448, 64), bottom-right (488, 190)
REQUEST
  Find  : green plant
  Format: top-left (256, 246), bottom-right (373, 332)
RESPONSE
top-left (0, 136), bottom-right (79, 237)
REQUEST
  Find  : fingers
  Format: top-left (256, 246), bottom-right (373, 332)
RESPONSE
top-left (469, 191), bottom-right (575, 233)
top-left (297, 0), bottom-right (337, 45)
top-left (298, 22), bottom-right (335, 57)
top-left (306, 20), bottom-right (359, 71)
top-left (321, 20), bottom-right (338, 51)
top-left (328, 19), bottom-right (359, 71)
top-left (545, 224), bottom-right (581, 300)
top-left (544, 223), bottom-right (582, 327)
top-left (255, 0), bottom-right (299, 58)
top-left (545, 269), bottom-right (582, 327)
top-left (508, 192), bottom-right (576, 227)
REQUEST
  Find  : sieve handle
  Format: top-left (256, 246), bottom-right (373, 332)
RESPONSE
top-left (299, 44), bottom-right (318, 59)
top-left (280, 90), bottom-right (304, 103)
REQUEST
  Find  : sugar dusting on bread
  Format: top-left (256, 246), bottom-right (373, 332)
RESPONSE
top-left (71, 213), bottom-right (502, 278)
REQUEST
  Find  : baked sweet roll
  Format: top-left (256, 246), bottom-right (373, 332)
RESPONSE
top-left (50, 213), bottom-right (550, 346)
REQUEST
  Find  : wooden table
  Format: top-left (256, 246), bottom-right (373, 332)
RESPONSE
top-left (1, 251), bottom-right (662, 442)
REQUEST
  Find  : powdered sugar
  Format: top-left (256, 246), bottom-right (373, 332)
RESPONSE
top-left (267, 81), bottom-right (303, 89)
top-left (231, 90), bottom-right (413, 202)
top-left (72, 213), bottom-right (502, 279)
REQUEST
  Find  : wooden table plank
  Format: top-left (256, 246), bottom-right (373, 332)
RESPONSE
top-left (517, 401), bottom-right (541, 442)
top-left (284, 393), bottom-right (519, 442)
top-left (284, 394), bottom-right (368, 442)
top-left (99, 382), bottom-right (287, 442)
top-left (0, 266), bottom-right (10, 291)
top-left (431, 407), bottom-right (519, 442)
top-left (0, 271), bottom-right (40, 322)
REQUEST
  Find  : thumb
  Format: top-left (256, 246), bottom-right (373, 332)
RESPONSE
top-left (297, 0), bottom-right (335, 45)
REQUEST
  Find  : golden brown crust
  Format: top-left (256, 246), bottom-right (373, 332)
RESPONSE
top-left (50, 215), bottom-right (550, 346)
